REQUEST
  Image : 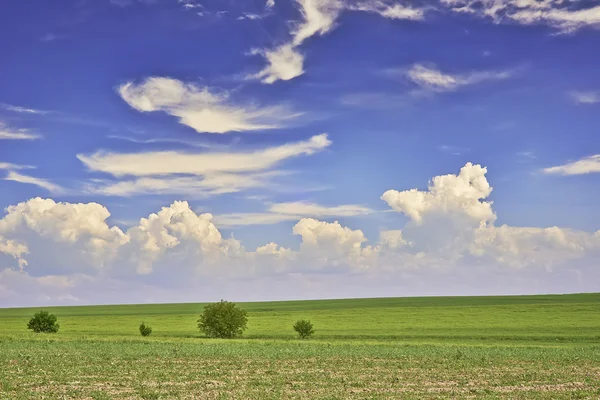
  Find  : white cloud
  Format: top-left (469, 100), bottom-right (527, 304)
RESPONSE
top-left (266, 0), bottom-right (275, 9)
top-left (1, 163), bottom-right (599, 305)
top-left (0, 237), bottom-right (28, 270)
top-left (270, 201), bottom-right (372, 217)
top-left (402, 63), bottom-right (513, 92)
top-left (250, 0), bottom-right (430, 84)
top-left (0, 198), bottom-right (127, 276)
top-left (85, 171), bottom-right (288, 197)
top-left (349, 1), bottom-right (424, 20)
top-left (118, 77), bottom-right (301, 133)
top-left (249, 0), bottom-right (343, 84)
top-left (214, 201), bottom-right (373, 226)
top-left (292, 0), bottom-right (343, 46)
top-left (442, 0), bottom-right (600, 33)
top-left (570, 91), bottom-right (600, 104)
top-left (249, 45), bottom-right (306, 84)
top-left (4, 171), bottom-right (64, 194)
top-left (78, 133), bottom-right (331, 177)
top-left (1, 104), bottom-right (50, 114)
top-left (238, 13), bottom-right (262, 20)
top-left (0, 123), bottom-right (41, 140)
top-left (381, 162), bottom-right (600, 268)
top-left (382, 162), bottom-right (495, 225)
top-left (542, 155), bottom-right (600, 176)
top-left (0, 163), bottom-right (34, 170)
top-left (79, 134), bottom-right (330, 197)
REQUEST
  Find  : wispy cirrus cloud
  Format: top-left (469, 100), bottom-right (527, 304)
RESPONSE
top-left (118, 77), bottom-right (302, 134)
top-left (442, 0), bottom-right (600, 33)
top-left (214, 201), bottom-right (373, 227)
top-left (438, 145), bottom-right (470, 156)
top-left (542, 155), bottom-right (600, 176)
top-left (570, 91), bottom-right (600, 104)
top-left (78, 133), bottom-right (331, 177)
top-left (1, 104), bottom-right (50, 115)
top-left (84, 171), bottom-right (290, 197)
top-left (348, 0), bottom-right (424, 20)
top-left (0, 123), bottom-right (41, 140)
top-left (4, 171), bottom-right (64, 194)
top-left (78, 134), bottom-right (331, 197)
top-left (397, 63), bottom-right (514, 92)
top-left (249, 0), bottom-right (344, 84)
top-left (0, 162), bottom-right (35, 170)
top-left (106, 135), bottom-right (238, 150)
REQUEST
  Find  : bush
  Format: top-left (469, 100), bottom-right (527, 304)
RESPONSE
top-left (293, 320), bottom-right (315, 339)
top-left (27, 311), bottom-right (59, 333)
top-left (198, 300), bottom-right (248, 338)
top-left (139, 322), bottom-right (152, 337)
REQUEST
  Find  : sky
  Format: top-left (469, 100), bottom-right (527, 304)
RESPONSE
top-left (0, 0), bottom-right (599, 307)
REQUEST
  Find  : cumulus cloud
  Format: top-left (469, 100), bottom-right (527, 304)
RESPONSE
top-left (570, 91), bottom-right (600, 104)
top-left (382, 163), bottom-right (494, 224)
top-left (399, 63), bottom-right (514, 92)
top-left (382, 162), bottom-right (600, 268)
top-left (214, 201), bottom-right (373, 226)
top-left (4, 171), bottom-right (64, 194)
top-left (542, 155), bottom-right (600, 175)
top-left (0, 198), bottom-right (127, 276)
top-left (441, 0), bottom-right (600, 33)
top-left (0, 123), bottom-right (41, 140)
top-left (1, 163), bottom-right (599, 306)
top-left (118, 77), bottom-right (301, 133)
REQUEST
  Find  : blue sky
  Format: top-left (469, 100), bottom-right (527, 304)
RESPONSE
top-left (0, 0), bottom-right (599, 306)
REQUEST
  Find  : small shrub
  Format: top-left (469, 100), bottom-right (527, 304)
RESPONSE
top-left (198, 300), bottom-right (248, 339)
top-left (293, 319), bottom-right (315, 339)
top-left (139, 322), bottom-right (153, 337)
top-left (27, 311), bottom-right (59, 333)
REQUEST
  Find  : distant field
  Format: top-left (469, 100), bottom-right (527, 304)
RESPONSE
top-left (1, 293), bottom-right (599, 398)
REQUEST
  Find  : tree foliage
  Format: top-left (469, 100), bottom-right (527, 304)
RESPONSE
top-left (293, 319), bottom-right (315, 339)
top-left (198, 300), bottom-right (248, 338)
top-left (139, 322), bottom-right (153, 337)
top-left (27, 311), bottom-right (60, 333)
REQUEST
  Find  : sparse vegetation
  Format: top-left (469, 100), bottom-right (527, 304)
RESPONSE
top-left (293, 319), bottom-right (315, 339)
top-left (0, 294), bottom-right (598, 398)
top-left (26, 310), bottom-right (59, 333)
top-left (139, 322), bottom-right (152, 337)
top-left (197, 300), bottom-right (248, 339)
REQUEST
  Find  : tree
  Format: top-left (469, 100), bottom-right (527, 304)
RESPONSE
top-left (27, 311), bottom-right (60, 333)
top-left (293, 320), bottom-right (315, 339)
top-left (139, 322), bottom-right (152, 337)
top-left (198, 300), bottom-right (248, 338)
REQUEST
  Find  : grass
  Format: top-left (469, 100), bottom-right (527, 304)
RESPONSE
top-left (1, 293), bottom-right (599, 398)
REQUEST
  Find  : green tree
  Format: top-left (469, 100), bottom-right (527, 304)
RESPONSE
top-left (27, 311), bottom-right (60, 333)
top-left (139, 322), bottom-right (152, 337)
top-left (198, 300), bottom-right (248, 338)
top-left (293, 319), bottom-right (315, 339)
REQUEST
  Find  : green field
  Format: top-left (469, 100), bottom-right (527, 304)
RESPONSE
top-left (1, 293), bottom-right (599, 399)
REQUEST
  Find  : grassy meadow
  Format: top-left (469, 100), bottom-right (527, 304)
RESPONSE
top-left (1, 293), bottom-right (599, 398)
